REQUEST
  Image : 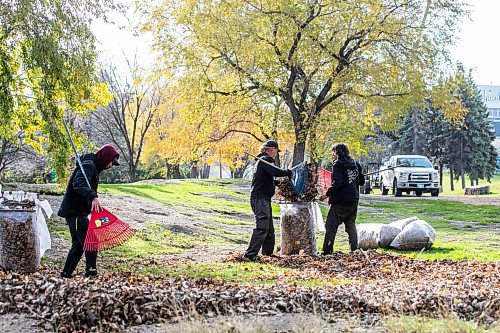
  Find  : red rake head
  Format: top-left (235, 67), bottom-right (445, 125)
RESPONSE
top-left (84, 209), bottom-right (135, 252)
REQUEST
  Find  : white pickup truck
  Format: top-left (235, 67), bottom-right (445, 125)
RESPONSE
top-left (379, 155), bottom-right (440, 197)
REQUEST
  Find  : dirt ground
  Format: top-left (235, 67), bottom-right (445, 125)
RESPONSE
top-left (127, 313), bottom-right (385, 333)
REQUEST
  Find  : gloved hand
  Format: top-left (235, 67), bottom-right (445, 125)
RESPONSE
top-left (286, 169), bottom-right (292, 177)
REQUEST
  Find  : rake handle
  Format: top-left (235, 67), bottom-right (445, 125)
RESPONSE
top-left (63, 119), bottom-right (92, 189)
top-left (363, 164), bottom-right (406, 177)
top-left (243, 151), bottom-right (287, 171)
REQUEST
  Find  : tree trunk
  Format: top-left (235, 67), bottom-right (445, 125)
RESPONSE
top-left (234, 165), bottom-right (246, 178)
top-left (172, 165), bottom-right (181, 179)
top-left (308, 130), bottom-right (319, 163)
top-left (202, 163), bottom-right (210, 178)
top-left (191, 162), bottom-right (199, 179)
top-left (165, 160), bottom-right (171, 179)
top-left (439, 163), bottom-right (443, 186)
top-left (129, 164), bottom-right (136, 183)
top-left (292, 141), bottom-right (306, 167)
top-left (412, 108), bottom-right (418, 154)
top-left (450, 168), bottom-right (454, 191)
top-left (460, 136), bottom-right (465, 189)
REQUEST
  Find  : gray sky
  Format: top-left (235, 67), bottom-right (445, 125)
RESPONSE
top-left (92, 0), bottom-right (500, 85)
top-left (449, 0), bottom-right (500, 85)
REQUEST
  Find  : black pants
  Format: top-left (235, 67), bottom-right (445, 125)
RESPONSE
top-left (245, 198), bottom-right (275, 258)
top-left (62, 216), bottom-right (97, 276)
top-left (322, 203), bottom-right (359, 254)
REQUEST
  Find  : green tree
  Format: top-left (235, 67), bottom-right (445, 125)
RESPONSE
top-left (142, 0), bottom-right (466, 165)
top-left (456, 70), bottom-right (497, 185)
top-left (0, 0), bottom-right (116, 181)
top-left (403, 67), bottom-right (497, 190)
top-left (393, 105), bottom-right (427, 155)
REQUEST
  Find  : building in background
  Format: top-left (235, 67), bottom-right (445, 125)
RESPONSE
top-left (477, 85), bottom-right (500, 152)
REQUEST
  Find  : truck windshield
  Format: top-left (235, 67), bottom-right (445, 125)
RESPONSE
top-left (396, 157), bottom-right (432, 168)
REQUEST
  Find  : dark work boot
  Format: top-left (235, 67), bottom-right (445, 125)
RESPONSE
top-left (85, 267), bottom-right (98, 277)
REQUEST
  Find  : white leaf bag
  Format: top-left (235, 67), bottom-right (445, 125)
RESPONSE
top-left (390, 220), bottom-right (435, 250)
top-left (377, 224), bottom-right (401, 248)
top-left (389, 216), bottom-right (419, 230)
top-left (312, 202), bottom-right (326, 232)
top-left (35, 199), bottom-right (52, 257)
top-left (357, 223), bottom-right (383, 250)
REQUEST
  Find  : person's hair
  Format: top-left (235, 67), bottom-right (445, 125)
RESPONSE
top-left (332, 143), bottom-right (349, 158)
top-left (260, 146), bottom-right (273, 153)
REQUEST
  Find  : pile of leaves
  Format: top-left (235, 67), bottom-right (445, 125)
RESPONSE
top-left (275, 163), bottom-right (319, 202)
top-left (0, 253), bottom-right (497, 331)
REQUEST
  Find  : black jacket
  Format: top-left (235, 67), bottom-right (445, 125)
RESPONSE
top-left (250, 153), bottom-right (290, 201)
top-left (58, 154), bottom-right (100, 218)
top-left (326, 157), bottom-right (365, 205)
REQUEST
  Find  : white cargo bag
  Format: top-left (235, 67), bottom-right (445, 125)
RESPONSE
top-left (390, 220), bottom-right (435, 250)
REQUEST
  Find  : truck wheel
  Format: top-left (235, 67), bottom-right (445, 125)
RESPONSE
top-left (393, 179), bottom-right (402, 197)
top-left (431, 190), bottom-right (439, 197)
top-left (415, 190), bottom-right (423, 197)
top-left (381, 183), bottom-right (389, 195)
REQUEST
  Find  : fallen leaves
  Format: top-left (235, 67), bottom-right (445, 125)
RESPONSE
top-left (0, 252), bottom-right (497, 332)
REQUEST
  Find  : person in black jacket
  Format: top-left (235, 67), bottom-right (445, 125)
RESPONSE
top-left (59, 144), bottom-right (120, 278)
top-left (243, 140), bottom-right (292, 262)
top-left (322, 143), bottom-right (365, 254)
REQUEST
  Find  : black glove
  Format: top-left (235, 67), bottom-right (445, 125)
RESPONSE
top-left (286, 169), bottom-right (292, 177)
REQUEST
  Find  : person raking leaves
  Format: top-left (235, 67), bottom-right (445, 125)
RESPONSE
top-left (243, 140), bottom-right (292, 262)
top-left (58, 144), bottom-right (120, 278)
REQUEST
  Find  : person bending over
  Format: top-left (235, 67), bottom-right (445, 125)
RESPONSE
top-left (59, 144), bottom-right (120, 278)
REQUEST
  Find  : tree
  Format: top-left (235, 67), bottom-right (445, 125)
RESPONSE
top-left (454, 69), bottom-right (497, 185)
top-left (394, 67), bottom-right (497, 190)
top-left (0, 0), bottom-right (116, 181)
top-left (90, 61), bottom-right (168, 182)
top-left (0, 135), bottom-right (22, 178)
top-left (142, 0), bottom-right (466, 165)
top-left (393, 105), bottom-right (428, 155)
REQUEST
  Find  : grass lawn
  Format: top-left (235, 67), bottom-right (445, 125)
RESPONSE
top-left (440, 173), bottom-right (500, 196)
top-left (100, 179), bottom-right (499, 263)
top-left (369, 174), bottom-right (500, 196)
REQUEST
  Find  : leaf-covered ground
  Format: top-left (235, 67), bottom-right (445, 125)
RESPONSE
top-left (0, 252), bottom-right (498, 332)
top-left (0, 179), bottom-right (499, 332)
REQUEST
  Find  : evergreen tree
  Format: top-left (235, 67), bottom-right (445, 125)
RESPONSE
top-left (394, 105), bottom-right (427, 155)
top-left (391, 67), bottom-right (497, 190)
top-left (443, 67), bottom-right (497, 188)
top-left (459, 73), bottom-right (497, 183)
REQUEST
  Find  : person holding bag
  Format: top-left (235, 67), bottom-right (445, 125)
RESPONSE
top-left (243, 140), bottom-right (292, 262)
